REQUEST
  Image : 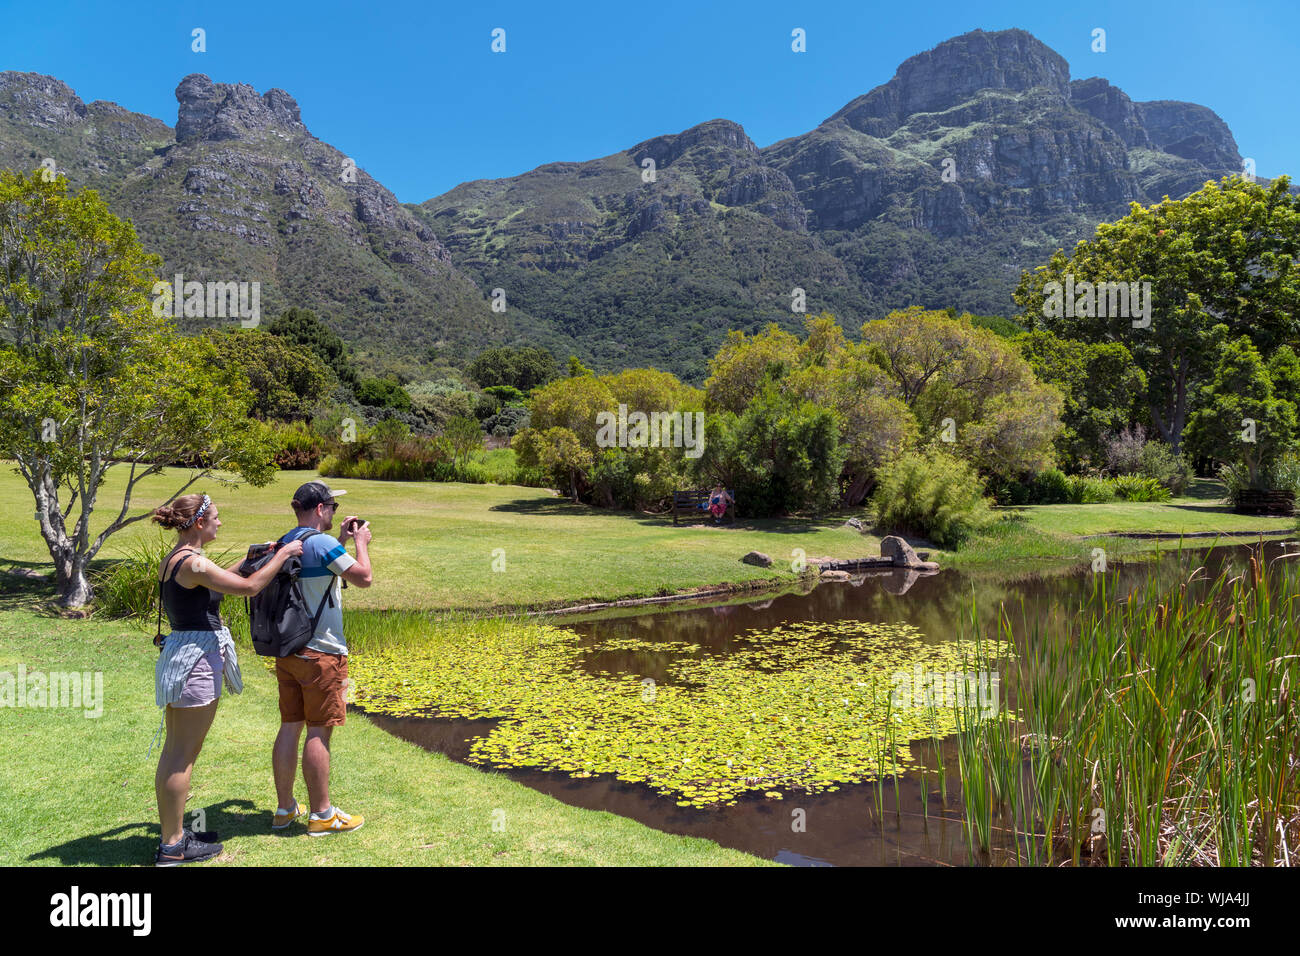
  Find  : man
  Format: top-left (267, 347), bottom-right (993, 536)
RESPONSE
top-left (270, 479), bottom-right (372, 835)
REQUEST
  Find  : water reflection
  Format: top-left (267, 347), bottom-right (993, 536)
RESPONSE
top-left (361, 540), bottom-right (1296, 866)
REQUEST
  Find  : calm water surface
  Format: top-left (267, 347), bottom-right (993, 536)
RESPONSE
top-left (361, 540), bottom-right (1298, 866)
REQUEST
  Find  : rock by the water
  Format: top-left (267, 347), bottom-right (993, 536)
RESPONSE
top-left (820, 569), bottom-right (851, 581)
top-left (842, 517), bottom-right (865, 532)
top-left (741, 551), bottom-right (772, 567)
top-left (880, 535), bottom-right (940, 570)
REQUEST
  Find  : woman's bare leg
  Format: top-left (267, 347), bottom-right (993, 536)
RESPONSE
top-left (155, 701), bottom-right (219, 845)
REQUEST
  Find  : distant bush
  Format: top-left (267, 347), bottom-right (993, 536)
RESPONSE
top-left (1103, 426), bottom-right (1191, 495)
top-left (1067, 475), bottom-right (1117, 504)
top-left (871, 450), bottom-right (993, 547)
top-left (1138, 441), bottom-right (1192, 496)
top-left (271, 420), bottom-right (327, 469)
top-left (1032, 468), bottom-right (1071, 504)
top-left (1112, 474), bottom-right (1172, 502)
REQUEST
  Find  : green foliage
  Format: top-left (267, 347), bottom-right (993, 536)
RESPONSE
top-left (355, 376), bottom-right (413, 411)
top-left (696, 383), bottom-right (844, 516)
top-left (266, 307), bottom-right (360, 389)
top-left (862, 307), bottom-right (1063, 480)
top-left (1020, 330), bottom-right (1145, 470)
top-left (483, 384), bottom-right (525, 405)
top-left (1015, 175), bottom-right (1300, 451)
top-left (270, 420), bottom-right (327, 469)
top-left (444, 414), bottom-right (484, 467)
top-left (1111, 474), bottom-right (1172, 502)
top-left (467, 346), bottom-right (557, 391)
top-left (204, 328), bottom-right (334, 421)
top-left (870, 450), bottom-right (993, 547)
top-left (0, 170), bottom-right (277, 605)
top-left (1185, 336), bottom-right (1299, 491)
top-left (1137, 440), bottom-right (1193, 496)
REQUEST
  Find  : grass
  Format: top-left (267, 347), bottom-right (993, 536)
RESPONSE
top-left (0, 610), bottom-right (769, 867)
top-left (0, 467), bottom-right (878, 613)
top-left (954, 552), bottom-right (1300, 866)
top-left (4, 467), bottom-right (1294, 614)
top-left (943, 481), bottom-right (1295, 570)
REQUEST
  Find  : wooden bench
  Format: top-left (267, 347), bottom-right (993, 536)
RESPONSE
top-left (673, 489), bottom-right (736, 525)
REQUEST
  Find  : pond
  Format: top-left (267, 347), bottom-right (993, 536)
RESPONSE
top-left (351, 539), bottom-right (1299, 866)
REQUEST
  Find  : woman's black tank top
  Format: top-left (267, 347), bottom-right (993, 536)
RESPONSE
top-left (161, 549), bottom-right (224, 631)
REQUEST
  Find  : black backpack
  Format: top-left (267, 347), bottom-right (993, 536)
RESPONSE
top-left (243, 529), bottom-right (337, 658)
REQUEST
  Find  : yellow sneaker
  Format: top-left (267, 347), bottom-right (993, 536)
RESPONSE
top-left (307, 806), bottom-right (364, 837)
top-left (272, 800), bottom-right (304, 830)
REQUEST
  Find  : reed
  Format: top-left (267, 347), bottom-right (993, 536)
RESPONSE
top-left (955, 546), bottom-right (1300, 866)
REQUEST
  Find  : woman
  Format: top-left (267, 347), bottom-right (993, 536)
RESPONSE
top-left (151, 492), bottom-right (303, 867)
top-left (707, 485), bottom-right (733, 523)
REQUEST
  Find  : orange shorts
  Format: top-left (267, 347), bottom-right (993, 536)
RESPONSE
top-left (276, 650), bottom-right (348, 727)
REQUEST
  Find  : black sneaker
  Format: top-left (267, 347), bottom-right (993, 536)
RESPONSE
top-left (154, 832), bottom-right (223, 867)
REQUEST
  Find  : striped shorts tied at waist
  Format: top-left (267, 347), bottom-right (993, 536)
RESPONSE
top-left (155, 626), bottom-right (244, 708)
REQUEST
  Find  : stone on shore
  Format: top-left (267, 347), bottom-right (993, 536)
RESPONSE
top-left (741, 551), bottom-right (772, 567)
top-left (819, 569), bottom-right (851, 582)
top-left (879, 535), bottom-right (940, 570)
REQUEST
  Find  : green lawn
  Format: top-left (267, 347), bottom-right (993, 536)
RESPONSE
top-left (0, 611), bottom-right (768, 866)
top-left (1011, 494), bottom-right (1295, 537)
top-left (0, 468), bottom-right (879, 612)
top-left (1, 468), bottom-right (1293, 612)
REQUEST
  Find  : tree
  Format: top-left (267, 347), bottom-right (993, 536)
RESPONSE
top-left (515, 427), bottom-right (592, 502)
top-left (467, 345), bottom-right (557, 391)
top-left (1185, 336), bottom-right (1298, 491)
top-left (354, 377), bottom-right (412, 411)
top-left (265, 306), bottom-right (360, 388)
top-left (703, 324), bottom-right (801, 414)
top-left (1019, 330), bottom-right (1146, 470)
top-left (205, 328), bottom-right (334, 421)
top-left (0, 171), bottom-right (277, 607)
top-left (443, 415), bottom-right (483, 468)
top-left (862, 308), bottom-right (1063, 480)
top-left (567, 355), bottom-right (591, 378)
top-left (1014, 175), bottom-right (1300, 451)
top-left (695, 382), bottom-right (845, 516)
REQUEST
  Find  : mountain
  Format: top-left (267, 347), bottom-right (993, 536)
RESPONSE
top-left (0, 71), bottom-right (563, 373)
top-left (0, 30), bottom-right (1270, 382)
top-left (415, 29), bottom-right (1254, 380)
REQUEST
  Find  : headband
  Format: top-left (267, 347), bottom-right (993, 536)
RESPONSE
top-left (180, 494), bottom-right (211, 530)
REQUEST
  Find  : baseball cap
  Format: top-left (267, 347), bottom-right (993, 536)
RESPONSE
top-left (292, 480), bottom-right (347, 510)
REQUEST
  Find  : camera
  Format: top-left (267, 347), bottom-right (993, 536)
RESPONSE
top-left (343, 517), bottom-right (367, 533)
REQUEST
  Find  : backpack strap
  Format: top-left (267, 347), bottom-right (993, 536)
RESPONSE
top-left (290, 530), bottom-right (339, 636)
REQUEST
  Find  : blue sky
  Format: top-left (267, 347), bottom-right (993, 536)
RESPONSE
top-left (2, 0), bottom-right (1295, 202)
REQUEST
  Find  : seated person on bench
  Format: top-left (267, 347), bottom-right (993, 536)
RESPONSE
top-left (708, 485), bottom-right (733, 522)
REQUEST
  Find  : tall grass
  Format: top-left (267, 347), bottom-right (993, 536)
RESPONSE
top-left (956, 549), bottom-right (1300, 865)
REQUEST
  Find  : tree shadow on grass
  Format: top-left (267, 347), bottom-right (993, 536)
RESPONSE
top-left (488, 496), bottom-right (862, 535)
top-left (0, 562), bottom-right (59, 614)
top-left (26, 798), bottom-right (274, 867)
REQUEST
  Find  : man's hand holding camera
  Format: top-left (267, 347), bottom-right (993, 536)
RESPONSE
top-left (338, 516), bottom-right (371, 549)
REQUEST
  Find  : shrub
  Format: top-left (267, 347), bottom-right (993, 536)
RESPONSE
top-left (1102, 425), bottom-right (1147, 475)
top-left (1066, 475), bottom-right (1117, 504)
top-left (271, 420), bottom-right (327, 469)
top-left (1137, 441), bottom-right (1193, 495)
top-left (1033, 468), bottom-right (1071, 504)
top-left (1112, 474), bottom-right (1172, 502)
top-left (871, 450), bottom-right (993, 547)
